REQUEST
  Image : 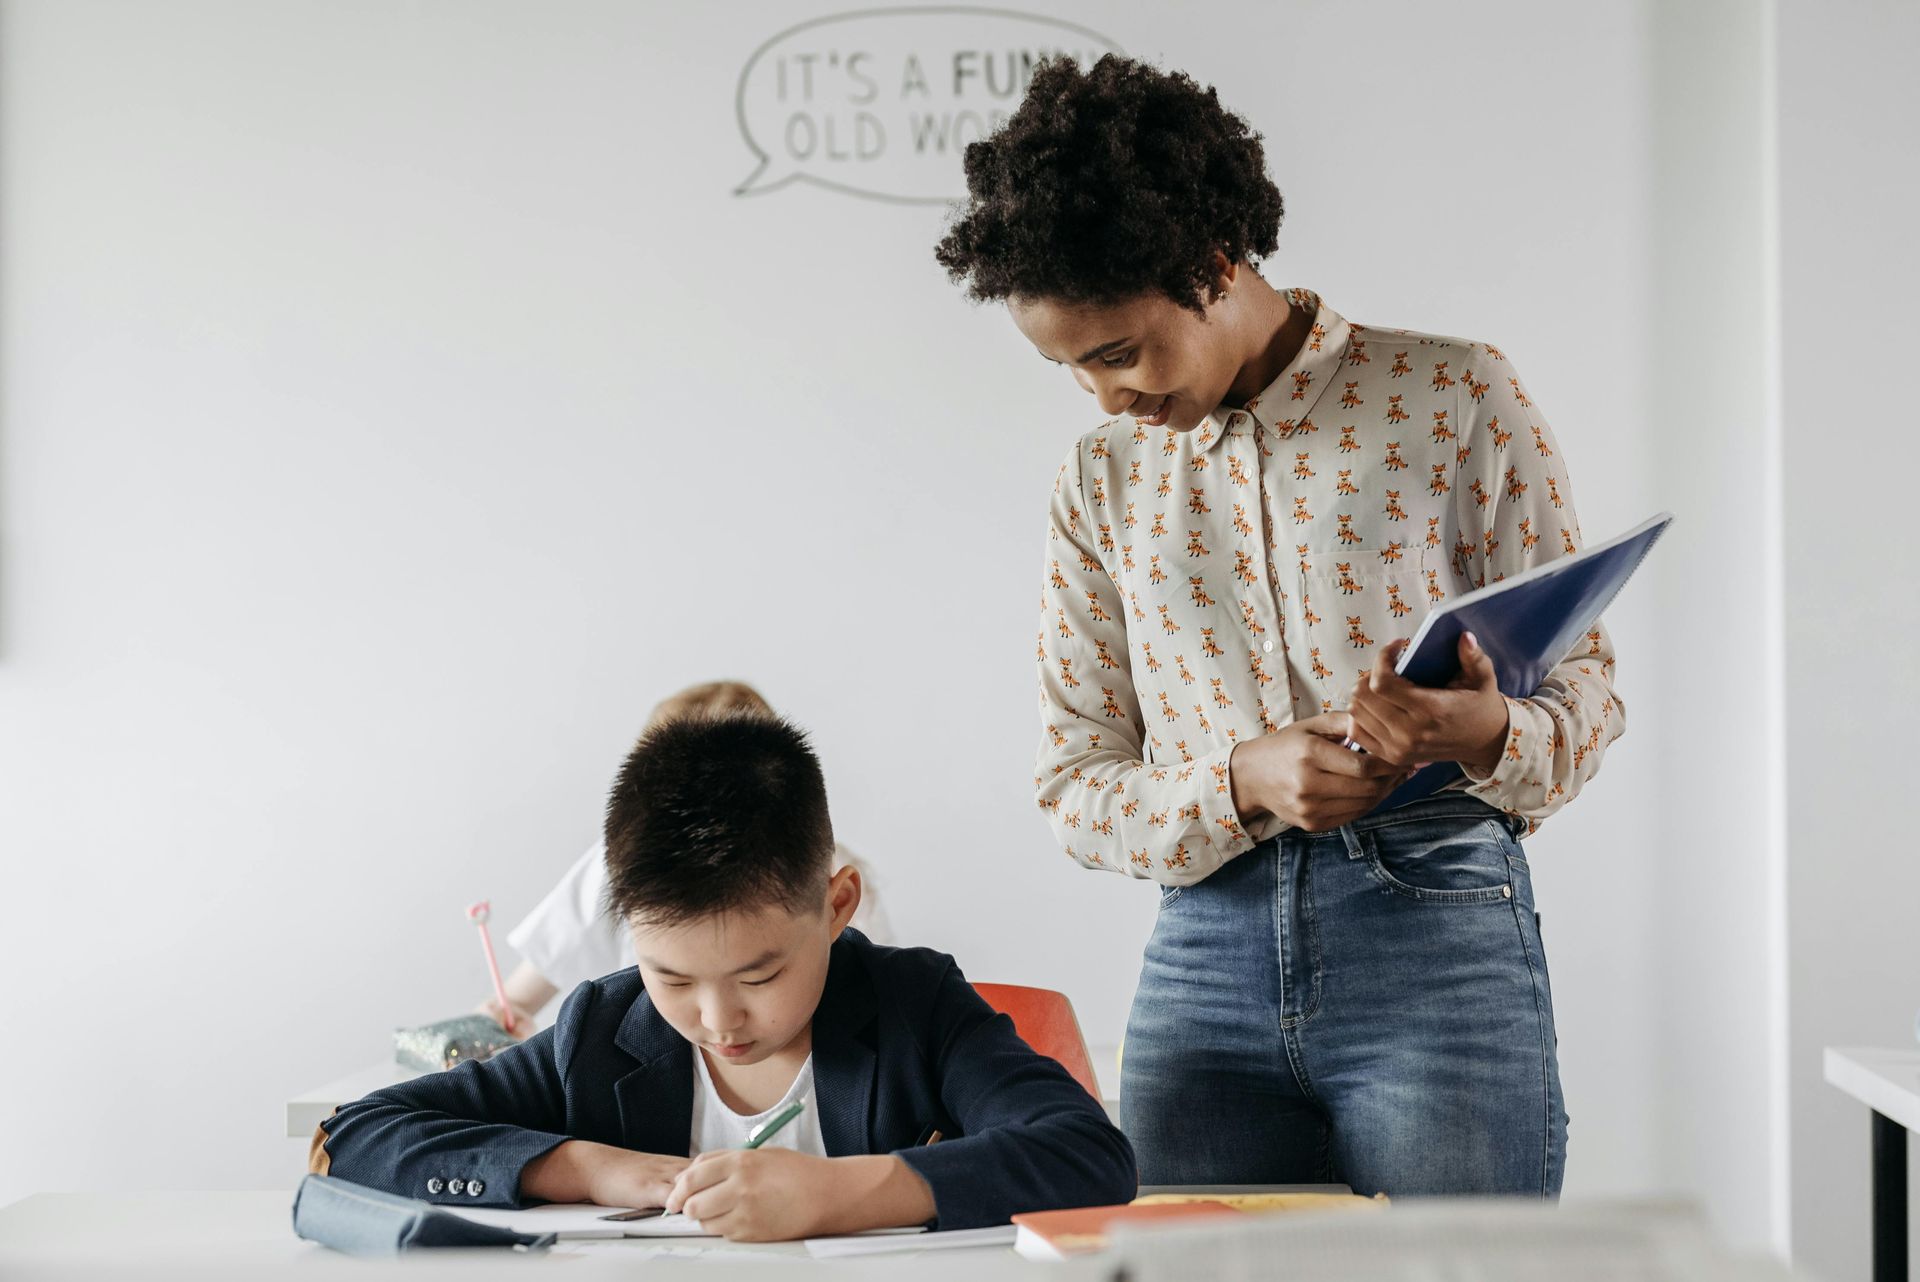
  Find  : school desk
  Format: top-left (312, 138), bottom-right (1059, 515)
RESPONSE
top-left (1826, 1046), bottom-right (1920, 1282)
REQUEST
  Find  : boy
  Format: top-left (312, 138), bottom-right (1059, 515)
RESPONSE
top-left (476, 679), bottom-right (893, 1034)
top-left (314, 713), bottom-right (1136, 1240)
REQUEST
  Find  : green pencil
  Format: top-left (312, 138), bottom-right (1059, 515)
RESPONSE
top-left (742, 1100), bottom-right (806, 1150)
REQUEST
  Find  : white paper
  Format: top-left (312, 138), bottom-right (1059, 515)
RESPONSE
top-left (444, 1202), bottom-right (712, 1239)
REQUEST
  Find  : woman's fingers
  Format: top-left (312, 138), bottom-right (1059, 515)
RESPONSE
top-left (1307, 726), bottom-right (1402, 778)
top-left (1344, 701), bottom-right (1420, 767)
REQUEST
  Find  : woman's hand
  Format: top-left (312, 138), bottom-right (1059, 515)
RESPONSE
top-left (1229, 713), bottom-right (1411, 833)
top-left (1343, 633), bottom-right (1510, 773)
top-left (520, 1140), bottom-right (689, 1210)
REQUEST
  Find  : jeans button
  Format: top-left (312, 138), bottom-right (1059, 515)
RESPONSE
top-left (1501, 885), bottom-right (1513, 899)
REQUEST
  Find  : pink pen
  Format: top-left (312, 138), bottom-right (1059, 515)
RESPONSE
top-left (466, 901), bottom-right (516, 1034)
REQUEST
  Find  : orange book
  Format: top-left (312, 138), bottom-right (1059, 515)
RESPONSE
top-left (1010, 1201), bottom-right (1242, 1260)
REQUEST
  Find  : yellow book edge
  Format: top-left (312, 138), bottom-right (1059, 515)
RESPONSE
top-left (1131, 1192), bottom-right (1388, 1212)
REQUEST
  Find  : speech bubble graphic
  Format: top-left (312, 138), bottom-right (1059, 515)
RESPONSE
top-left (735, 7), bottom-right (1123, 204)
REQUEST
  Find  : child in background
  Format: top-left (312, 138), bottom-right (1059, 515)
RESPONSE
top-left (480, 680), bottom-right (892, 1032)
top-left (318, 713), bottom-right (1134, 1239)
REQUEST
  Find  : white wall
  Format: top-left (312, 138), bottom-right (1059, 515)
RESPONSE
top-left (1640, 0), bottom-right (1784, 1254)
top-left (1778, 1), bottom-right (1920, 1278)
top-left (0, 0), bottom-right (1775, 1243)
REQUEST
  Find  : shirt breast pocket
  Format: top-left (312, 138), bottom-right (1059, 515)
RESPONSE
top-left (1293, 543), bottom-right (1433, 702)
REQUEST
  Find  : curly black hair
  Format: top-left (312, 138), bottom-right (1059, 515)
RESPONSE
top-left (934, 55), bottom-right (1283, 314)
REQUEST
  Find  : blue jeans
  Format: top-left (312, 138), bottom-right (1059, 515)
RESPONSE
top-left (1120, 793), bottom-right (1566, 1196)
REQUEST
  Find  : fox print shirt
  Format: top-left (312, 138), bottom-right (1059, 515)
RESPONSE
top-left (1035, 289), bottom-right (1624, 885)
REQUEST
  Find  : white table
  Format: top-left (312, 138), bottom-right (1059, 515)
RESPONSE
top-left (1825, 1046), bottom-right (1920, 1282)
top-left (0, 1191), bottom-right (1094, 1280)
top-left (287, 1062), bottom-right (419, 1138)
top-left (288, 1043), bottom-right (1127, 1138)
top-left (0, 1191), bottom-right (1807, 1281)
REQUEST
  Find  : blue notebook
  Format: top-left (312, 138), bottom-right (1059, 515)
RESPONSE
top-left (1365, 511), bottom-right (1673, 815)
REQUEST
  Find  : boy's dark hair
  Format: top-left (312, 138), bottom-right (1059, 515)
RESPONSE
top-left (934, 54), bottom-right (1283, 315)
top-left (604, 713), bottom-right (834, 926)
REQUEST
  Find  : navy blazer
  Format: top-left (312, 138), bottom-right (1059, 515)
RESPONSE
top-left (319, 930), bottom-right (1136, 1230)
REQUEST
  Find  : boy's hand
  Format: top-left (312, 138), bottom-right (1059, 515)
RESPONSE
top-left (1343, 633), bottom-right (1509, 773)
top-left (521, 1140), bottom-right (688, 1209)
top-left (666, 1149), bottom-right (836, 1241)
top-left (584, 1149), bottom-right (692, 1210)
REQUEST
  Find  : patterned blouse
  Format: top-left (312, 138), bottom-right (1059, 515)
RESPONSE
top-left (1034, 290), bottom-right (1624, 885)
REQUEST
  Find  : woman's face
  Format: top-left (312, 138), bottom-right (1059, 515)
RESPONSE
top-left (1009, 289), bottom-right (1246, 434)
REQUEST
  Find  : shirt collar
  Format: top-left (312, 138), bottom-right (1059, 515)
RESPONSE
top-left (1197, 288), bottom-right (1353, 454)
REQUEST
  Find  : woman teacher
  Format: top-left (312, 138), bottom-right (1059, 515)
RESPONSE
top-left (934, 55), bottom-right (1624, 1196)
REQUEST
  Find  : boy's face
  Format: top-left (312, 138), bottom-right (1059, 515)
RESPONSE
top-left (629, 865), bottom-right (861, 1070)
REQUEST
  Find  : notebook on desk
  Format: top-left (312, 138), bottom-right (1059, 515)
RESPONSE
top-left (444, 1204), bottom-right (707, 1240)
top-left (445, 1202), bottom-right (925, 1242)
top-left (1014, 1187), bottom-right (1382, 1260)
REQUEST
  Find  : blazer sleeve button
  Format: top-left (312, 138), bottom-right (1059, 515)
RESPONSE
top-left (426, 1178), bottom-right (444, 1195)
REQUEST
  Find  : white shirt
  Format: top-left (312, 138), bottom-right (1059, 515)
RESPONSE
top-left (507, 841), bottom-right (891, 999)
top-left (689, 1051), bottom-right (829, 1159)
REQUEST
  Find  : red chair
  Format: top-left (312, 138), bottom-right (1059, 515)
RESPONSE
top-left (972, 982), bottom-right (1102, 1102)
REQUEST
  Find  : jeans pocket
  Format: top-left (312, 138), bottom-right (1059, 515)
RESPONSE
top-left (1157, 884), bottom-right (1184, 910)
top-left (1361, 816), bottom-right (1516, 904)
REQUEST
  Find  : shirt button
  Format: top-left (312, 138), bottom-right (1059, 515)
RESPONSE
top-left (426, 1178), bottom-right (444, 1195)
top-left (1263, 639), bottom-right (1275, 653)
top-left (447, 1179), bottom-right (465, 1195)
top-left (467, 1180), bottom-right (486, 1197)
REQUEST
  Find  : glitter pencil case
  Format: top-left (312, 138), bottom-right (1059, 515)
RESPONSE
top-left (392, 1014), bottom-right (520, 1072)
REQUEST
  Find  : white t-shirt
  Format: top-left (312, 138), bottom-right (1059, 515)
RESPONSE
top-left (506, 841), bottom-right (891, 1001)
top-left (689, 1051), bottom-right (829, 1159)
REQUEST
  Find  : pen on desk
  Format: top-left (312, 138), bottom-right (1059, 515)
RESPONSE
top-left (743, 1100), bottom-right (806, 1150)
top-left (465, 900), bottom-right (516, 1034)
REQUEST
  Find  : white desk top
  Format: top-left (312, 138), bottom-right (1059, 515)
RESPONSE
top-left (0, 1191), bottom-right (1806, 1281)
top-left (1824, 1046), bottom-right (1920, 1133)
top-left (287, 1062), bottom-right (419, 1138)
top-left (0, 1191), bottom-right (1092, 1279)
top-left (289, 1044), bottom-right (1126, 1138)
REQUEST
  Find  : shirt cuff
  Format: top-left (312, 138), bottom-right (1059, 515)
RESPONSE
top-left (1459, 696), bottom-right (1528, 793)
top-left (1195, 742), bottom-right (1257, 862)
